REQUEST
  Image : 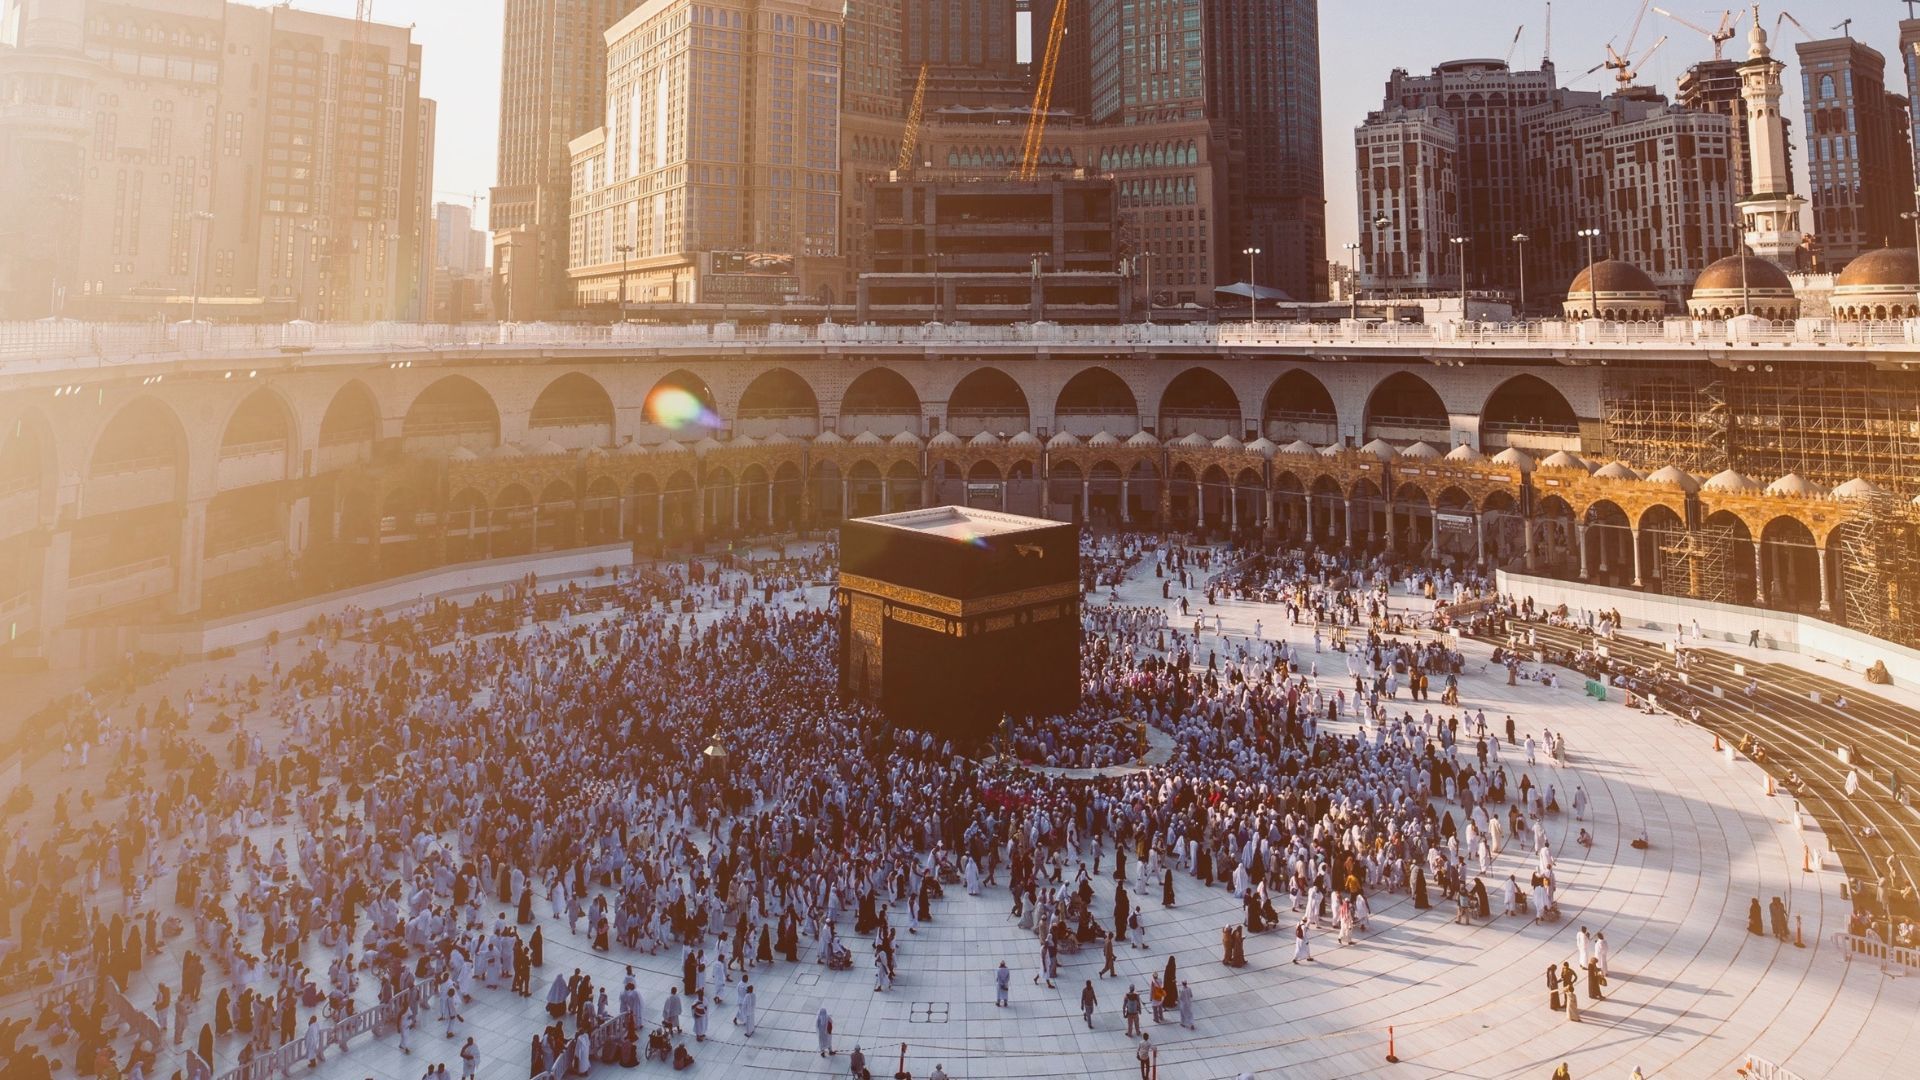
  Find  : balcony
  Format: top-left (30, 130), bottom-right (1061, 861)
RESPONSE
top-left (314, 438), bottom-right (373, 474)
top-left (203, 536), bottom-right (287, 581)
top-left (216, 440), bottom-right (289, 490)
top-left (83, 461), bottom-right (177, 517)
top-left (66, 556), bottom-right (174, 618)
top-left (0, 481), bottom-right (38, 540)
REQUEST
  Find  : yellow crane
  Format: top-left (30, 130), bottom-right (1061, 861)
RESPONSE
top-left (896, 63), bottom-right (929, 174)
top-left (1017, 0), bottom-right (1068, 181)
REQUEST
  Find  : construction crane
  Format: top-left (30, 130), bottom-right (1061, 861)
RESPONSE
top-left (1650, 6), bottom-right (1745, 61)
top-left (1588, 34), bottom-right (1668, 89)
top-left (1773, 9), bottom-right (1814, 42)
top-left (896, 64), bottom-right (928, 175)
top-left (1831, 18), bottom-right (1852, 38)
top-left (1586, 0), bottom-right (1668, 90)
top-left (1504, 24), bottom-right (1526, 68)
top-left (435, 190), bottom-right (488, 212)
top-left (1017, 0), bottom-right (1068, 181)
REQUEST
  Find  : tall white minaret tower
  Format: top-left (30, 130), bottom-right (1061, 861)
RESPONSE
top-left (1738, 5), bottom-right (1806, 268)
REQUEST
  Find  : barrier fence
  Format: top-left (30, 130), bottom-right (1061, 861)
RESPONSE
top-left (528, 1009), bottom-right (636, 1080)
top-left (205, 982), bottom-right (427, 1080)
top-left (1830, 931), bottom-right (1920, 973)
top-left (1738, 1055), bottom-right (1808, 1080)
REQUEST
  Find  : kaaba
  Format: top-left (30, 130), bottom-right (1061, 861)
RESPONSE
top-left (837, 507), bottom-right (1080, 743)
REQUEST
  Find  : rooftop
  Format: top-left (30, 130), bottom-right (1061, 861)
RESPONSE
top-left (858, 505), bottom-right (1057, 541)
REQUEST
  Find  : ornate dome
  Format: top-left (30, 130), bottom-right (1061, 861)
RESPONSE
top-left (1125, 431), bottom-right (1160, 447)
top-left (1280, 439), bottom-right (1319, 456)
top-left (1358, 438), bottom-right (1398, 460)
top-left (1687, 255), bottom-right (1800, 320)
top-left (1593, 461), bottom-right (1641, 481)
top-left (1087, 431), bottom-right (1122, 448)
top-left (849, 430), bottom-right (884, 447)
top-left (1400, 441), bottom-right (1443, 460)
top-left (1491, 447), bottom-right (1535, 472)
top-left (1245, 437), bottom-right (1279, 457)
top-left (1764, 472), bottom-right (1828, 498)
top-left (1444, 444), bottom-right (1485, 462)
top-left (1007, 431), bottom-right (1042, 448)
top-left (1832, 477), bottom-right (1883, 499)
top-left (1564, 259), bottom-right (1665, 320)
top-left (1210, 434), bottom-right (1243, 450)
top-left (1832, 248), bottom-right (1920, 321)
top-left (927, 430), bottom-right (963, 447)
top-left (1644, 465), bottom-right (1701, 493)
top-left (1538, 450), bottom-right (1590, 472)
top-left (890, 430), bottom-right (924, 447)
top-left (1702, 468), bottom-right (1761, 493)
top-left (1045, 431), bottom-right (1081, 449)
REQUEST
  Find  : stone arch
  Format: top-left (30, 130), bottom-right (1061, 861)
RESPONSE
top-left (1760, 514), bottom-right (1820, 612)
top-left (1054, 367), bottom-right (1140, 437)
top-left (529, 372), bottom-right (616, 449)
top-left (403, 375), bottom-right (500, 453)
top-left (886, 459), bottom-right (922, 513)
top-left (1263, 368), bottom-right (1338, 443)
top-left (1158, 368), bottom-right (1241, 439)
top-left (1637, 503), bottom-right (1687, 595)
top-left (317, 380), bottom-right (380, 472)
top-left (1702, 509), bottom-right (1757, 605)
top-left (1481, 374), bottom-right (1579, 442)
top-left (643, 370), bottom-right (722, 438)
top-left (1582, 499), bottom-right (1634, 588)
top-left (840, 368), bottom-right (922, 437)
top-left (946, 367), bottom-right (1031, 437)
top-left (216, 387), bottom-right (296, 488)
top-left (536, 479), bottom-right (578, 550)
top-left (737, 368), bottom-right (821, 438)
top-left (1363, 371), bottom-right (1448, 440)
top-left (493, 483), bottom-right (535, 557)
top-left (446, 487), bottom-right (489, 561)
top-left (84, 393), bottom-right (189, 551)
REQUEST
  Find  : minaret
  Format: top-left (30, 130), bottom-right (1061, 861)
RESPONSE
top-left (1737, 6), bottom-right (1807, 268)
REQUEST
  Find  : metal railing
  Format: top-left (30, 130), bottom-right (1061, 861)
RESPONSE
top-left (68, 554), bottom-right (171, 588)
top-left (1830, 930), bottom-right (1920, 972)
top-left (209, 982), bottom-right (428, 1080)
top-left (1737, 1055), bottom-right (1808, 1080)
top-left (3, 316), bottom-right (1918, 370)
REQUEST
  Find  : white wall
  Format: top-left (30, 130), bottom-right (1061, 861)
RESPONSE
top-left (1497, 571), bottom-right (1920, 687)
top-left (98, 545), bottom-right (633, 663)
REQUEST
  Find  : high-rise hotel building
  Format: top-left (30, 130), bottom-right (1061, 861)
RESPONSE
top-left (567, 0), bottom-right (845, 307)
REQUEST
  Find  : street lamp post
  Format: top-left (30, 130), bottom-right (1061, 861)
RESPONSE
top-left (1511, 233), bottom-right (1530, 314)
top-left (1904, 186), bottom-right (1920, 315)
top-left (1576, 228), bottom-right (1603, 318)
top-left (1343, 241), bottom-right (1361, 320)
top-left (189, 210), bottom-right (216, 323)
top-left (1242, 246), bottom-right (1262, 324)
top-left (614, 243), bottom-right (635, 321)
top-left (1448, 236), bottom-right (1469, 323)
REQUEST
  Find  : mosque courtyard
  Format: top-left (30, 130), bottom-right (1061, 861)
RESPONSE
top-left (4, 540), bottom-right (1915, 1080)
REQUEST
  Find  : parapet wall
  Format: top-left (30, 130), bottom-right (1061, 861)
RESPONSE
top-left (1495, 571), bottom-right (1920, 688)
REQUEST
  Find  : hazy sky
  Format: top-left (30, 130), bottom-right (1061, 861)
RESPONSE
top-left (291, 0), bottom-right (1890, 257)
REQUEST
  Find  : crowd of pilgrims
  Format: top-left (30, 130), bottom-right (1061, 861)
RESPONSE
top-left (1, 535), bottom-right (1586, 1080)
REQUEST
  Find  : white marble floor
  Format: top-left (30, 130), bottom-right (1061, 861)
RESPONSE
top-left (13, 549), bottom-right (1917, 1080)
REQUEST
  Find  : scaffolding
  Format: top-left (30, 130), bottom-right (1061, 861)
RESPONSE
top-left (1604, 367), bottom-right (1920, 493)
top-left (1836, 490), bottom-right (1920, 649)
top-left (1653, 521), bottom-right (1738, 605)
top-left (1600, 373), bottom-right (1724, 475)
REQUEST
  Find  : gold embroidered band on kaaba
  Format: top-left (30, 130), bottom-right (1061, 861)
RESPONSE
top-left (838, 573), bottom-right (1079, 618)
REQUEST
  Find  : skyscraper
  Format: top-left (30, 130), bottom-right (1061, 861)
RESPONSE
top-left (1085, 0), bottom-right (1326, 302)
top-left (901, 0), bottom-right (1019, 108)
top-left (1796, 34), bottom-right (1916, 269)
top-left (491, 0), bottom-right (641, 319)
top-left (568, 0), bottom-right (845, 307)
top-left (0, 0), bottom-right (434, 321)
top-left (1375, 59), bottom-right (1557, 296)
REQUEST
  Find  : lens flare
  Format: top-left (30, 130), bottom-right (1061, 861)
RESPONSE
top-left (646, 386), bottom-right (718, 431)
